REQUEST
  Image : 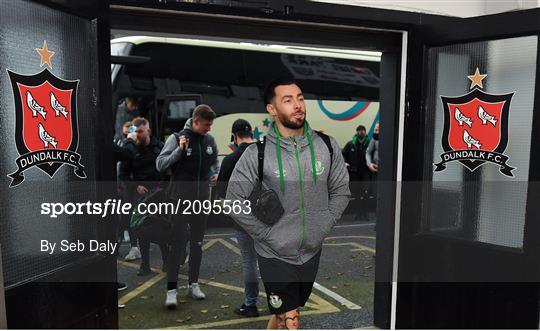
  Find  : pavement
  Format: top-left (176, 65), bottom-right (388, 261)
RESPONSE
top-left (117, 213), bottom-right (376, 329)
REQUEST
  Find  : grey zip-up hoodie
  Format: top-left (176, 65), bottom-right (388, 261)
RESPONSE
top-left (226, 123), bottom-right (350, 265)
top-left (156, 119), bottom-right (219, 199)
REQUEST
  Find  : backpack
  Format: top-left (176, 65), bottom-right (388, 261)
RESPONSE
top-left (130, 187), bottom-right (173, 242)
top-left (249, 131), bottom-right (334, 225)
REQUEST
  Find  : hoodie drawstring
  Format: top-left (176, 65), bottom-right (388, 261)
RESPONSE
top-left (273, 122), bottom-right (317, 193)
top-left (273, 124), bottom-right (286, 193)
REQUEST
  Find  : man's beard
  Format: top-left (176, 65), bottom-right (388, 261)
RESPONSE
top-left (278, 112), bottom-right (305, 130)
top-left (137, 136), bottom-right (150, 146)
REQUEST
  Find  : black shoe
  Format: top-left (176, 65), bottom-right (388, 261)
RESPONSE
top-left (137, 265), bottom-right (152, 276)
top-left (117, 282), bottom-right (128, 292)
top-left (234, 304), bottom-right (259, 317)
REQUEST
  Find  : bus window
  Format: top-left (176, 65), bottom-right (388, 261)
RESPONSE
top-left (167, 99), bottom-right (196, 119)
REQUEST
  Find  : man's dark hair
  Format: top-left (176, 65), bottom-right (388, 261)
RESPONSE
top-left (125, 96), bottom-right (138, 104)
top-left (192, 104), bottom-right (216, 121)
top-left (263, 77), bottom-right (297, 106)
top-left (132, 117), bottom-right (149, 127)
top-left (356, 125), bottom-right (366, 132)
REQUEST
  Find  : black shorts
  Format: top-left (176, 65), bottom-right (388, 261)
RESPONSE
top-left (257, 250), bottom-right (322, 315)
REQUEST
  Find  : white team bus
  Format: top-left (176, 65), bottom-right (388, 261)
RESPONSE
top-left (110, 36), bottom-right (381, 159)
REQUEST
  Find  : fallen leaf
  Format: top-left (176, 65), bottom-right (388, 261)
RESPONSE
top-left (220, 305), bottom-right (229, 309)
top-left (324, 276), bottom-right (331, 280)
top-left (221, 293), bottom-right (230, 296)
top-left (130, 315), bottom-right (136, 319)
top-left (365, 265), bottom-right (372, 269)
top-left (337, 272), bottom-right (344, 276)
top-left (179, 299), bottom-right (187, 304)
top-left (140, 296), bottom-right (149, 300)
top-left (175, 316), bottom-right (192, 323)
top-left (201, 309), bottom-right (208, 313)
top-left (331, 286), bottom-right (338, 289)
top-left (213, 315), bottom-right (218, 319)
top-left (210, 277), bottom-right (215, 281)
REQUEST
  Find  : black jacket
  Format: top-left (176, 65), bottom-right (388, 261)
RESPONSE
top-left (119, 136), bottom-right (164, 189)
top-left (216, 142), bottom-right (252, 230)
top-left (113, 138), bottom-right (136, 163)
top-left (342, 137), bottom-right (370, 173)
top-left (216, 142), bottom-right (252, 199)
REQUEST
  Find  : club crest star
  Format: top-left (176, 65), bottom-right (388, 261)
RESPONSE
top-left (35, 40), bottom-right (55, 68)
top-left (467, 67), bottom-right (487, 89)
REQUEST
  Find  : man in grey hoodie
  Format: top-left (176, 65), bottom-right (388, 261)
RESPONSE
top-left (156, 105), bottom-right (219, 308)
top-left (226, 78), bottom-right (350, 329)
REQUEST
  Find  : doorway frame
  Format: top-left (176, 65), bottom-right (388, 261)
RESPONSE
top-left (397, 8), bottom-right (540, 329)
top-left (108, 2), bottom-right (423, 328)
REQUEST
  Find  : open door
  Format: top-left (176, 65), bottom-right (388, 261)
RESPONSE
top-left (0, 0), bottom-right (116, 328)
top-left (397, 8), bottom-right (540, 328)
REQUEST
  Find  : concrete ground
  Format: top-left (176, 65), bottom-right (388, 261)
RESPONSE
top-left (117, 214), bottom-right (376, 329)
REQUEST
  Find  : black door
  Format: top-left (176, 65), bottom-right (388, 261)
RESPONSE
top-left (397, 9), bottom-right (540, 328)
top-left (0, 0), bottom-right (117, 328)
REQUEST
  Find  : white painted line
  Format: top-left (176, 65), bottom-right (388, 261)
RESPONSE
top-left (334, 222), bottom-right (375, 229)
top-left (204, 232), bottom-right (235, 238)
top-left (313, 282), bottom-right (362, 310)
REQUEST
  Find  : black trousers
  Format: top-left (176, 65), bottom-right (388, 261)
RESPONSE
top-left (167, 213), bottom-right (207, 290)
top-left (138, 229), bottom-right (169, 269)
top-left (117, 188), bottom-right (138, 248)
top-left (349, 169), bottom-right (371, 217)
top-left (349, 169), bottom-right (371, 198)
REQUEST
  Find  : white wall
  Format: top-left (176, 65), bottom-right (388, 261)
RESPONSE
top-left (311, 0), bottom-right (539, 17)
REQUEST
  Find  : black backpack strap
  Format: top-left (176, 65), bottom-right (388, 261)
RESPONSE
top-left (256, 137), bottom-right (266, 187)
top-left (315, 131), bottom-right (333, 167)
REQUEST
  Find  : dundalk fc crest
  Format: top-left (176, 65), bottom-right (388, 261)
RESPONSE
top-left (7, 41), bottom-right (86, 187)
top-left (433, 68), bottom-right (515, 177)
